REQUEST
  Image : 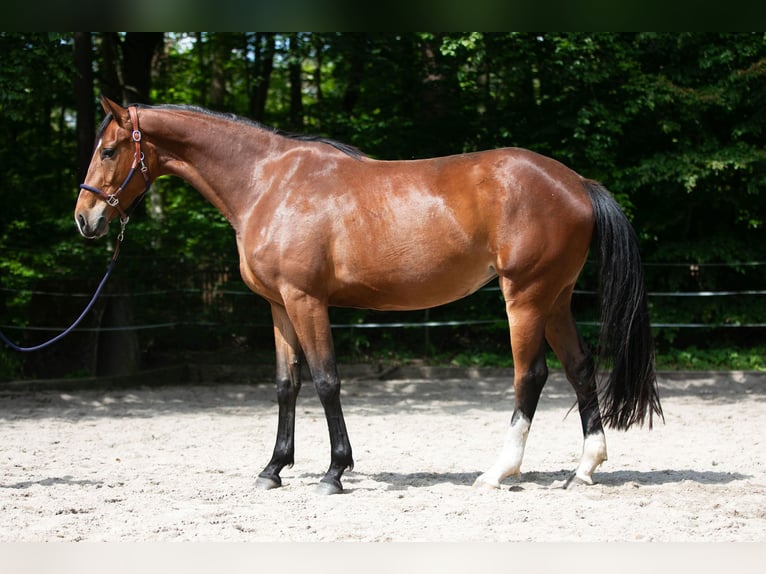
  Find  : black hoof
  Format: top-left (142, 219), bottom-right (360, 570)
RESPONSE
top-left (315, 479), bottom-right (343, 495)
top-left (255, 475), bottom-right (282, 490)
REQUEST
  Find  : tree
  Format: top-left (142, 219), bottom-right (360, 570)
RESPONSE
top-left (74, 32), bottom-right (94, 183)
top-left (97, 32), bottom-right (164, 105)
top-left (3, 33), bottom-right (766, 379)
top-left (287, 33), bottom-right (305, 131)
top-left (122, 33), bottom-right (164, 104)
top-left (253, 33), bottom-right (276, 122)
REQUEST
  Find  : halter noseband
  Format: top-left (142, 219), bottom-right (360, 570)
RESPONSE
top-left (79, 106), bottom-right (151, 239)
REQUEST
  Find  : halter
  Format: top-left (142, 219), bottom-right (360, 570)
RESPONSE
top-left (79, 106), bottom-right (151, 242)
top-left (0, 107), bottom-right (151, 353)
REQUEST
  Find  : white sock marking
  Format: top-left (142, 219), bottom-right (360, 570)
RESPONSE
top-left (474, 413), bottom-right (531, 489)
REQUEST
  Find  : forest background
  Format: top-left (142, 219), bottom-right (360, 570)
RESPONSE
top-left (1, 32), bottom-right (765, 379)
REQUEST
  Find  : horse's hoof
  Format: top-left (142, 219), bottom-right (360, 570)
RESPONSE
top-left (255, 476), bottom-right (282, 490)
top-left (472, 476), bottom-right (500, 490)
top-left (315, 479), bottom-right (343, 495)
top-left (563, 473), bottom-right (594, 489)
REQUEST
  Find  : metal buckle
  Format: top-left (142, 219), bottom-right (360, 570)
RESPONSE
top-left (118, 215), bottom-right (129, 242)
top-left (132, 130), bottom-right (142, 142)
top-left (106, 195), bottom-right (120, 207)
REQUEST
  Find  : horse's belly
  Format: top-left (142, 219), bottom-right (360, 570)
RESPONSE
top-left (330, 259), bottom-right (497, 311)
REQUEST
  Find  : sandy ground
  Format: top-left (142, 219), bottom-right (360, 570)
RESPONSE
top-left (0, 369), bottom-right (764, 542)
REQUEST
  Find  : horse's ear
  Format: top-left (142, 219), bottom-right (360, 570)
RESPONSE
top-left (99, 95), bottom-right (130, 127)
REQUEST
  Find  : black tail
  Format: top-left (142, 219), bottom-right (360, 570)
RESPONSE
top-left (584, 180), bottom-right (663, 430)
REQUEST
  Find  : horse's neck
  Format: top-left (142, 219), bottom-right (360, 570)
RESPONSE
top-left (148, 109), bottom-right (277, 230)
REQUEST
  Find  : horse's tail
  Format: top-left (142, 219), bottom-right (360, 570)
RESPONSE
top-left (584, 179), bottom-right (663, 430)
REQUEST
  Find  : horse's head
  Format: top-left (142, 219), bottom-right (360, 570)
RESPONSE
top-left (75, 96), bottom-right (152, 239)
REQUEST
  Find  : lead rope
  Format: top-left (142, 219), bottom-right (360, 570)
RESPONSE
top-left (0, 232), bottom-right (124, 353)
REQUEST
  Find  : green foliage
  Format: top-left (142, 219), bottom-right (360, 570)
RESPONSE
top-left (658, 346), bottom-right (766, 371)
top-left (336, 343), bottom-right (766, 372)
top-left (2, 32), bottom-right (766, 378)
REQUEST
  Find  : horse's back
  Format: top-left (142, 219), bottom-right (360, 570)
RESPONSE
top-left (366, 147), bottom-right (594, 286)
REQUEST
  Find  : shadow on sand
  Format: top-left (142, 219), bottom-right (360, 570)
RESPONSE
top-left (353, 468), bottom-right (750, 491)
top-left (0, 475), bottom-right (104, 489)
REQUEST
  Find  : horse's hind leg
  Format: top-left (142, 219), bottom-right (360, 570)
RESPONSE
top-left (545, 290), bottom-right (607, 485)
top-left (474, 282), bottom-right (549, 489)
top-left (256, 304), bottom-right (304, 490)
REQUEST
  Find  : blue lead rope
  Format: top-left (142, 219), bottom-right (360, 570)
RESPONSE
top-left (0, 253), bottom-right (118, 353)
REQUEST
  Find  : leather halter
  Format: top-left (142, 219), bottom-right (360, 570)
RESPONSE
top-left (79, 106), bottom-right (151, 235)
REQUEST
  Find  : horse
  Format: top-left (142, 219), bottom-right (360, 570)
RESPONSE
top-left (75, 96), bottom-right (663, 494)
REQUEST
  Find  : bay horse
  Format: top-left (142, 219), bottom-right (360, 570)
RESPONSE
top-left (75, 96), bottom-right (662, 494)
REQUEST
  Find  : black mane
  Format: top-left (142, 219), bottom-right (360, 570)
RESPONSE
top-left (136, 103), bottom-right (366, 159)
top-left (94, 112), bottom-right (114, 149)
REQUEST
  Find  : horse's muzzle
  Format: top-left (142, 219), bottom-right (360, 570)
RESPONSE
top-left (76, 211), bottom-right (109, 238)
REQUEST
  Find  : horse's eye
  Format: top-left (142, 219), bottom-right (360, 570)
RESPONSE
top-left (101, 148), bottom-right (115, 160)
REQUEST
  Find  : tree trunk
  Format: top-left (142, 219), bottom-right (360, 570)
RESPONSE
top-left (209, 33), bottom-right (225, 109)
top-left (121, 32), bottom-right (164, 104)
top-left (99, 32), bottom-right (123, 103)
top-left (208, 33), bottom-right (241, 111)
top-left (288, 34), bottom-right (304, 131)
top-left (342, 34), bottom-right (366, 114)
top-left (73, 32), bottom-right (94, 184)
top-left (250, 33), bottom-right (275, 122)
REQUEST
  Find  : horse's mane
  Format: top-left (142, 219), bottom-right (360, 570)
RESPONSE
top-left (94, 113), bottom-right (114, 149)
top-left (135, 103), bottom-right (367, 160)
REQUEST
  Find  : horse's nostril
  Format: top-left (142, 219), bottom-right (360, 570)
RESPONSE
top-left (76, 213), bottom-right (90, 234)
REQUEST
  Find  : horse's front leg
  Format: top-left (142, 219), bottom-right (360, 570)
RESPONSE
top-left (256, 304), bottom-right (303, 490)
top-left (285, 292), bottom-right (353, 495)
